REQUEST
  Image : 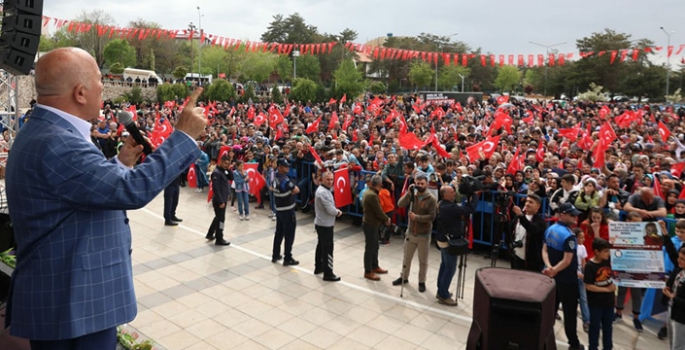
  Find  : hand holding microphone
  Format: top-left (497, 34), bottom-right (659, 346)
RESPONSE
top-left (117, 111), bottom-right (152, 155)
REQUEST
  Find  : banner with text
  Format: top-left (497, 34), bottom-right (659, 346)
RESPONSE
top-left (609, 221), bottom-right (667, 288)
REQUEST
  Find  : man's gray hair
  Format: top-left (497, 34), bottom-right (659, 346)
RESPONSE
top-left (415, 173), bottom-right (428, 182)
top-left (370, 175), bottom-right (383, 187)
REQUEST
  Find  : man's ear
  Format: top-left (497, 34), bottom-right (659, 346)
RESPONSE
top-left (73, 84), bottom-right (87, 105)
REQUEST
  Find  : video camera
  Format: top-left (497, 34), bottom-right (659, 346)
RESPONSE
top-left (458, 175), bottom-right (484, 197)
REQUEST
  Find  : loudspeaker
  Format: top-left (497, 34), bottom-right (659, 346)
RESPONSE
top-left (466, 268), bottom-right (557, 350)
top-left (0, 0), bottom-right (43, 76)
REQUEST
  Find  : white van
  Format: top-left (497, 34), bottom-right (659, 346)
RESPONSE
top-left (185, 73), bottom-right (213, 85)
top-left (123, 68), bottom-right (162, 83)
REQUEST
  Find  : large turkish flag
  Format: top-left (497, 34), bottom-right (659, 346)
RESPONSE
top-left (187, 164), bottom-right (197, 188)
top-left (334, 168), bottom-right (353, 208)
top-left (245, 163), bottom-right (266, 202)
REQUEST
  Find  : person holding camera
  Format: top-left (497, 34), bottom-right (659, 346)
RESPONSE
top-left (435, 185), bottom-right (478, 306)
top-left (509, 194), bottom-right (546, 272)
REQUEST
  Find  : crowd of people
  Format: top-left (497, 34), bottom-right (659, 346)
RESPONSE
top-left (12, 69), bottom-right (685, 349)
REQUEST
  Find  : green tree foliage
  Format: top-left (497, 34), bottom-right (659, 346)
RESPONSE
top-left (494, 65), bottom-right (522, 92)
top-left (103, 39), bottom-right (137, 68)
top-left (156, 83), bottom-right (189, 102)
top-left (242, 84), bottom-right (256, 103)
top-left (109, 62), bottom-right (125, 75)
top-left (368, 81), bottom-right (386, 94)
top-left (173, 66), bottom-right (188, 79)
top-left (333, 59), bottom-right (365, 100)
top-left (74, 10), bottom-right (116, 67)
top-left (576, 83), bottom-right (609, 102)
top-left (290, 78), bottom-right (317, 103)
top-left (241, 51), bottom-right (277, 83)
top-left (408, 61), bottom-right (433, 89)
top-left (261, 13), bottom-right (319, 44)
top-left (271, 86), bottom-right (284, 103)
top-left (205, 79), bottom-right (236, 102)
top-left (122, 86), bottom-right (144, 105)
top-left (295, 54), bottom-right (321, 82)
top-left (438, 65), bottom-right (470, 91)
top-left (275, 55), bottom-right (293, 82)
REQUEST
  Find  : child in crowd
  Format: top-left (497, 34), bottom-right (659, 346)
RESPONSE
top-left (378, 181), bottom-right (395, 245)
top-left (584, 238), bottom-right (615, 350)
top-left (232, 160), bottom-right (250, 220)
top-left (574, 227), bottom-right (590, 333)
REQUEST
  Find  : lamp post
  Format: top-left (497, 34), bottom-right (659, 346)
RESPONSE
top-left (435, 33), bottom-right (458, 91)
top-left (292, 49), bottom-right (300, 79)
top-left (197, 6), bottom-right (203, 82)
top-left (458, 74), bottom-right (465, 92)
top-left (661, 26), bottom-right (675, 98)
top-left (529, 41), bottom-right (566, 99)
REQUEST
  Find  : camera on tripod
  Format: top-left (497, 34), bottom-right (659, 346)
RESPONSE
top-left (510, 240), bottom-right (523, 250)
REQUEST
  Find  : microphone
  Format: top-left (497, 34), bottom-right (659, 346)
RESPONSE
top-left (117, 111), bottom-right (152, 155)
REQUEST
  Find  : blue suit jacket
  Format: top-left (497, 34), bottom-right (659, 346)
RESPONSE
top-left (4, 107), bottom-right (200, 340)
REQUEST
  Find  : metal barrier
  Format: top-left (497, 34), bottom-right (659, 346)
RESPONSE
top-left (287, 161), bottom-right (681, 247)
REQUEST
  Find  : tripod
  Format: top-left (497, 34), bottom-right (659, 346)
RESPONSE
top-left (400, 189), bottom-right (415, 298)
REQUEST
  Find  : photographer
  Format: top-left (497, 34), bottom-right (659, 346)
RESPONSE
top-left (509, 194), bottom-right (546, 272)
top-left (436, 185), bottom-right (478, 306)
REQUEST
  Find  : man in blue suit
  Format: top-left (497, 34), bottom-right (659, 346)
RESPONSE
top-left (4, 47), bottom-right (208, 350)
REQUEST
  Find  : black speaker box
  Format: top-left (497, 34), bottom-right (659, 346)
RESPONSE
top-left (0, 48), bottom-right (34, 76)
top-left (466, 268), bottom-right (557, 350)
top-left (0, 31), bottom-right (38, 54)
top-left (2, 14), bottom-right (42, 36)
top-left (2, 0), bottom-right (44, 16)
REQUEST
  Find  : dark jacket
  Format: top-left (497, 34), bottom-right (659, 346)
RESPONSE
top-left (437, 198), bottom-right (478, 242)
top-left (510, 213), bottom-right (547, 272)
top-left (362, 188), bottom-right (390, 227)
top-left (397, 190), bottom-right (438, 236)
top-left (211, 165), bottom-right (233, 204)
top-left (664, 236), bottom-right (685, 324)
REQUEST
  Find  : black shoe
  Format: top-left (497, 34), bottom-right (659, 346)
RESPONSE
top-left (205, 234), bottom-right (215, 240)
top-left (314, 268), bottom-right (323, 275)
top-left (658, 326), bottom-right (667, 340)
top-left (255, 205), bottom-right (264, 209)
top-left (392, 277), bottom-right (409, 286)
top-left (633, 317), bottom-right (643, 332)
top-left (215, 239), bottom-right (231, 246)
top-left (569, 345), bottom-right (585, 350)
top-left (172, 216), bottom-right (183, 222)
top-left (283, 258), bottom-right (299, 266)
top-left (271, 255), bottom-right (283, 263)
top-left (164, 221), bottom-right (178, 226)
top-left (323, 274), bottom-right (341, 282)
top-left (418, 283), bottom-right (426, 293)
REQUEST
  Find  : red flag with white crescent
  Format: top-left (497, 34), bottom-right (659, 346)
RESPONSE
top-left (207, 180), bottom-right (214, 203)
top-left (245, 163), bottom-right (266, 203)
top-left (187, 164), bottom-right (197, 188)
top-left (334, 168), bottom-right (353, 207)
top-left (328, 111), bottom-right (339, 131)
top-left (658, 121), bottom-right (672, 141)
top-left (536, 140), bottom-right (545, 162)
top-left (306, 115), bottom-right (322, 134)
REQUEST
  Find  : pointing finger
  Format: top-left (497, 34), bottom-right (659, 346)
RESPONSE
top-left (185, 87), bottom-right (204, 110)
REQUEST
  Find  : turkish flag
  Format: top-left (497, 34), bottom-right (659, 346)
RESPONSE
top-left (615, 110), bottom-right (639, 128)
top-left (430, 107), bottom-right (445, 120)
top-left (599, 122), bottom-right (617, 145)
top-left (557, 126), bottom-right (581, 141)
top-left (522, 112), bottom-right (534, 123)
top-left (398, 115), bottom-right (408, 133)
top-left (207, 180), bottom-right (214, 203)
top-left (269, 106), bottom-right (284, 128)
top-left (507, 147), bottom-right (521, 175)
top-left (329, 98), bottom-right (337, 105)
top-left (466, 135), bottom-right (501, 161)
top-left (342, 114), bottom-right (352, 131)
top-left (384, 109), bottom-right (400, 124)
top-left (488, 111), bottom-right (513, 135)
top-left (653, 175), bottom-right (665, 200)
top-left (536, 140), bottom-right (545, 162)
top-left (453, 101), bottom-right (463, 113)
top-left (598, 105), bottom-right (611, 119)
top-left (368, 97), bottom-right (383, 114)
top-left (308, 145), bottom-right (324, 165)
top-left (328, 111), bottom-right (339, 131)
top-left (334, 168), bottom-right (353, 207)
top-left (247, 106), bottom-right (255, 120)
top-left (164, 101), bottom-right (175, 109)
top-left (127, 105), bottom-right (137, 120)
top-left (353, 103), bottom-right (363, 115)
top-left (578, 133), bottom-right (594, 151)
top-left (306, 115), bottom-right (322, 134)
top-left (187, 164), bottom-right (197, 188)
top-left (340, 94), bottom-right (347, 104)
top-left (245, 163), bottom-right (266, 203)
top-left (658, 121), bottom-right (672, 141)
top-left (671, 162), bottom-right (685, 179)
top-left (254, 112), bottom-right (267, 127)
top-left (496, 95), bottom-right (509, 105)
top-left (398, 129), bottom-right (425, 150)
top-left (218, 145), bottom-right (231, 161)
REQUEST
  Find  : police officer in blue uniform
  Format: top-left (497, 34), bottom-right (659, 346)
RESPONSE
top-left (206, 155), bottom-right (233, 246)
top-left (272, 158), bottom-right (300, 265)
top-left (543, 202), bottom-right (585, 350)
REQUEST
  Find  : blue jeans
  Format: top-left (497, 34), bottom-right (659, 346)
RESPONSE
top-left (269, 190), bottom-right (276, 212)
top-left (297, 177), bottom-right (310, 205)
top-left (589, 305), bottom-right (613, 350)
top-left (579, 278), bottom-right (590, 324)
top-left (436, 247), bottom-right (458, 299)
top-left (236, 191), bottom-right (249, 215)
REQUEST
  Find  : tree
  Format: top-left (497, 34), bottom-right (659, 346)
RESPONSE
top-left (333, 59), bottom-right (365, 100)
top-left (408, 62), bottom-right (433, 89)
top-left (74, 10), bottom-right (117, 67)
top-left (103, 39), bottom-right (137, 68)
top-left (295, 54), bottom-right (321, 82)
top-left (275, 55), bottom-right (293, 82)
top-left (240, 51), bottom-right (277, 83)
top-left (261, 13), bottom-right (319, 44)
top-left (198, 46), bottom-right (228, 79)
top-left (290, 78), bottom-right (317, 103)
top-left (271, 86), bottom-right (284, 103)
top-left (122, 86), bottom-right (144, 105)
top-left (173, 66), bottom-right (188, 80)
top-left (494, 66), bottom-right (522, 92)
top-left (109, 62), bottom-right (125, 75)
top-left (576, 83), bottom-right (609, 102)
top-left (157, 83), bottom-right (188, 102)
top-left (666, 88), bottom-right (682, 103)
top-left (438, 65), bottom-right (470, 91)
top-left (368, 81), bottom-right (386, 94)
top-left (205, 79), bottom-right (236, 102)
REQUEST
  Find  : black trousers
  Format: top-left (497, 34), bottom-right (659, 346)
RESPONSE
top-left (315, 225), bottom-right (335, 275)
top-left (163, 183), bottom-right (180, 222)
top-left (208, 201), bottom-right (227, 241)
top-left (362, 223), bottom-right (381, 273)
top-left (555, 281), bottom-right (581, 348)
top-left (30, 327), bottom-right (117, 350)
top-left (273, 210), bottom-right (296, 260)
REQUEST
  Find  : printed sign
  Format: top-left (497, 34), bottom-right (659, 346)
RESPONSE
top-left (609, 221), bottom-right (667, 288)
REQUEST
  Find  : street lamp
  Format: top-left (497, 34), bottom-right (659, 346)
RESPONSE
top-left (292, 49), bottom-right (300, 79)
top-left (458, 74), bottom-right (465, 92)
top-left (197, 6), bottom-right (203, 82)
top-left (435, 33), bottom-right (458, 91)
top-left (661, 26), bottom-right (675, 98)
top-left (529, 41), bottom-right (566, 99)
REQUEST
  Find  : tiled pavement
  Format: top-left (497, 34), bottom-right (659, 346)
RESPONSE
top-left (126, 187), bottom-right (668, 350)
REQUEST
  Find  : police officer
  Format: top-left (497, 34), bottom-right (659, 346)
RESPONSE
top-left (206, 155), bottom-right (233, 246)
top-left (272, 158), bottom-right (300, 266)
top-left (543, 202), bottom-right (584, 350)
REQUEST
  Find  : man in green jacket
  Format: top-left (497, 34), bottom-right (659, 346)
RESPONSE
top-left (362, 175), bottom-right (391, 281)
top-left (393, 174), bottom-right (438, 293)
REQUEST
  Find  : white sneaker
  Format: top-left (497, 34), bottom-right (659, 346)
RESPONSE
top-left (267, 212), bottom-right (273, 218)
top-left (245, 215), bottom-right (250, 221)
top-left (194, 188), bottom-right (201, 193)
top-left (239, 215), bottom-right (244, 221)
top-left (271, 215), bottom-right (276, 221)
